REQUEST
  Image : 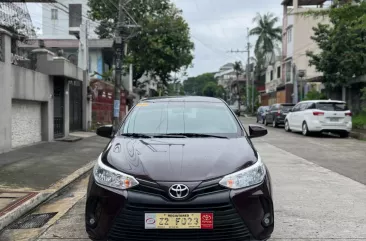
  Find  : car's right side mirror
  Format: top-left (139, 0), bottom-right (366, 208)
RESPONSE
top-left (96, 125), bottom-right (114, 138)
top-left (248, 125), bottom-right (268, 139)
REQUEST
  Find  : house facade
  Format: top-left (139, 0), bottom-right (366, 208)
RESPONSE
top-left (281, 0), bottom-right (329, 103)
top-left (264, 56), bottom-right (286, 105)
top-left (0, 29), bottom-right (88, 153)
top-left (41, 0), bottom-right (98, 40)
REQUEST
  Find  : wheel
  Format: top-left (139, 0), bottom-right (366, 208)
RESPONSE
top-left (264, 118), bottom-right (268, 126)
top-left (285, 120), bottom-right (291, 132)
top-left (302, 122), bottom-right (310, 136)
top-left (272, 119), bottom-right (277, 128)
top-left (340, 132), bottom-right (349, 138)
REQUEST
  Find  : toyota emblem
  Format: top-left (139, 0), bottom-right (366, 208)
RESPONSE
top-left (169, 184), bottom-right (190, 199)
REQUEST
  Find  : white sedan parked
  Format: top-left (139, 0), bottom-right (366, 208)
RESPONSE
top-left (284, 100), bottom-right (352, 138)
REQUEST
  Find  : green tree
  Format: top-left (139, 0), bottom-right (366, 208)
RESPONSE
top-left (87, 0), bottom-right (194, 87)
top-left (305, 1), bottom-right (366, 89)
top-left (233, 61), bottom-right (243, 80)
top-left (183, 72), bottom-right (217, 95)
top-left (203, 82), bottom-right (218, 97)
top-left (249, 13), bottom-right (282, 55)
top-left (303, 89), bottom-right (327, 100)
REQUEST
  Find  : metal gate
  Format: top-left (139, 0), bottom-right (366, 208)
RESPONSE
top-left (54, 79), bottom-right (64, 138)
top-left (69, 80), bottom-right (83, 131)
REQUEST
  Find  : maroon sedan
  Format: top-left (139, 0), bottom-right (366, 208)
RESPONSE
top-left (85, 96), bottom-right (274, 241)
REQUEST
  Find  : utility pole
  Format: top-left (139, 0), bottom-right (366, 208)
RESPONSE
top-left (113, 0), bottom-right (125, 131)
top-left (227, 28), bottom-right (251, 112)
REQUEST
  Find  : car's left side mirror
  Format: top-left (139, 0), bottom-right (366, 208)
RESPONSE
top-left (248, 124), bottom-right (268, 139)
top-left (96, 125), bottom-right (114, 138)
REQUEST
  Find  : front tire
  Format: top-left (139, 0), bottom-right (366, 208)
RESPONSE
top-left (302, 122), bottom-right (310, 136)
top-left (285, 120), bottom-right (291, 132)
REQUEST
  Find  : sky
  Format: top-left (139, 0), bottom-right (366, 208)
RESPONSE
top-left (26, 0), bottom-right (284, 78)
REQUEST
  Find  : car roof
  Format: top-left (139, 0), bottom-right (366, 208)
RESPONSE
top-left (140, 96), bottom-right (224, 103)
top-left (299, 100), bottom-right (345, 103)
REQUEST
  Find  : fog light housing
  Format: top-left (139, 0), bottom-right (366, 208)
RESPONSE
top-left (262, 213), bottom-right (272, 227)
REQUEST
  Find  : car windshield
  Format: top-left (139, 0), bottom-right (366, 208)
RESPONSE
top-left (122, 101), bottom-right (241, 137)
top-left (281, 105), bottom-right (294, 112)
top-left (316, 102), bottom-right (349, 111)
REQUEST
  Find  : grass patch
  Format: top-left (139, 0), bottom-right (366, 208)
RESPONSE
top-left (353, 112), bottom-right (366, 129)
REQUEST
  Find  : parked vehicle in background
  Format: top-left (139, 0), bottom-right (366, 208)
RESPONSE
top-left (264, 103), bottom-right (295, 128)
top-left (256, 106), bottom-right (269, 124)
top-left (284, 100), bottom-right (352, 137)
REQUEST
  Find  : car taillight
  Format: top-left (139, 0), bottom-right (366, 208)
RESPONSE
top-left (345, 112), bottom-right (352, 116)
top-left (276, 110), bottom-right (281, 116)
top-left (313, 111), bottom-right (324, 116)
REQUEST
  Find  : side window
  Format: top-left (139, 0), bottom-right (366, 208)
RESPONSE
top-left (299, 103), bottom-right (308, 111)
top-left (292, 103), bottom-right (301, 112)
top-left (307, 102), bottom-right (316, 109)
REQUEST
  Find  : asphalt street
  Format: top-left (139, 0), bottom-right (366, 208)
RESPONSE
top-left (2, 117), bottom-right (366, 241)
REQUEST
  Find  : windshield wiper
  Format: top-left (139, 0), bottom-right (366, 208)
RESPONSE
top-left (153, 134), bottom-right (188, 138)
top-left (160, 133), bottom-right (228, 139)
top-left (121, 133), bottom-right (152, 138)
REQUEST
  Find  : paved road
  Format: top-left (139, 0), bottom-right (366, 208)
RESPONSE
top-left (241, 117), bottom-right (366, 186)
top-left (2, 117), bottom-right (366, 241)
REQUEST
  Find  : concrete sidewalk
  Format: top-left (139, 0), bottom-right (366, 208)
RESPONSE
top-left (0, 134), bottom-right (109, 230)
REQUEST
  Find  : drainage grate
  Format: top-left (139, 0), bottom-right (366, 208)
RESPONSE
top-left (8, 212), bottom-right (57, 229)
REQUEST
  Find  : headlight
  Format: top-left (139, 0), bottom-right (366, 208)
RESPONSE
top-left (219, 154), bottom-right (266, 189)
top-left (93, 154), bottom-right (139, 190)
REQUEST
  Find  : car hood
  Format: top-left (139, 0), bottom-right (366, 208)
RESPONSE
top-left (104, 136), bottom-right (257, 182)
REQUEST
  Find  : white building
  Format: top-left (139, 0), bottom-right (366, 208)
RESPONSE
top-left (41, 0), bottom-right (98, 39)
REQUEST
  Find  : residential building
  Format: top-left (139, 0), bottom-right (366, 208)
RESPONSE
top-left (0, 28), bottom-right (88, 153)
top-left (41, 0), bottom-right (98, 39)
top-left (19, 39), bottom-right (114, 80)
top-left (281, 0), bottom-right (329, 103)
top-left (264, 55), bottom-right (286, 105)
top-left (214, 63), bottom-right (248, 104)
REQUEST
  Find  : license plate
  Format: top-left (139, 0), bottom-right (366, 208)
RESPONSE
top-left (329, 117), bottom-right (339, 122)
top-left (144, 213), bottom-right (213, 229)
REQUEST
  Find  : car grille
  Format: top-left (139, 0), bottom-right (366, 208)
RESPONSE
top-left (107, 202), bottom-right (252, 241)
top-left (132, 178), bottom-right (227, 201)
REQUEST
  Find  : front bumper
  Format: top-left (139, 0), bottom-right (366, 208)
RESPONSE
top-left (85, 171), bottom-right (274, 241)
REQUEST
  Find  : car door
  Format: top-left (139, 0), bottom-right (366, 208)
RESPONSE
top-left (288, 103), bottom-right (301, 130)
top-left (269, 104), bottom-right (279, 124)
top-left (257, 107), bottom-right (263, 120)
top-left (266, 105), bottom-right (275, 123)
top-left (297, 103), bottom-right (309, 127)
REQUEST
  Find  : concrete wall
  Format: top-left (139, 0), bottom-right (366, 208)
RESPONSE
top-left (0, 59), bottom-right (54, 153)
top-left (292, 8), bottom-right (329, 80)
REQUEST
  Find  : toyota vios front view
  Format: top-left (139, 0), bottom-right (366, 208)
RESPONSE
top-left (85, 96), bottom-right (274, 241)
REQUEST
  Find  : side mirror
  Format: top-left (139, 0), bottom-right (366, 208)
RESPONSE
top-left (248, 124), bottom-right (268, 139)
top-left (96, 125), bottom-right (113, 138)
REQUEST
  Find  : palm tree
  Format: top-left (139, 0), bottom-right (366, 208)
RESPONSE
top-left (233, 61), bottom-right (243, 114)
top-left (249, 12), bottom-right (282, 56)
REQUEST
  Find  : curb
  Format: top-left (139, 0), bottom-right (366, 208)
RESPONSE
top-left (0, 160), bottom-right (96, 231)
